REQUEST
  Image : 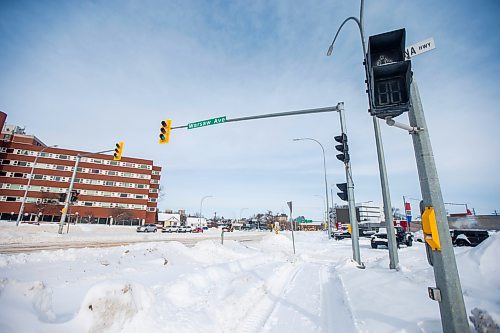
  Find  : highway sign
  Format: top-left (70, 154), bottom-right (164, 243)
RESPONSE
top-left (405, 37), bottom-right (435, 59)
top-left (188, 116), bottom-right (226, 130)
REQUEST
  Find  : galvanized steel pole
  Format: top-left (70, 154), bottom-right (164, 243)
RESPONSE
top-left (338, 103), bottom-right (363, 267)
top-left (408, 81), bottom-right (468, 332)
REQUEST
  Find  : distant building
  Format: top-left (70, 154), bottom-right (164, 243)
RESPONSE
top-left (0, 121), bottom-right (161, 225)
top-left (158, 213), bottom-right (181, 227)
top-left (186, 217), bottom-right (207, 228)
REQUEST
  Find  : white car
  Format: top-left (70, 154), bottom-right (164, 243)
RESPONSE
top-left (136, 224), bottom-right (157, 233)
top-left (162, 226), bottom-right (179, 233)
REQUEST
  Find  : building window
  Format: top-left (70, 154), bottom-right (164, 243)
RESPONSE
top-left (55, 165), bottom-right (65, 170)
top-left (147, 207), bottom-right (156, 212)
top-left (91, 169), bottom-right (100, 174)
top-left (13, 172), bottom-right (24, 178)
top-left (108, 171), bottom-right (117, 176)
top-left (0, 171), bottom-right (7, 177)
top-left (1, 159), bottom-right (10, 165)
top-left (84, 202), bottom-right (93, 207)
top-left (17, 161), bottom-right (28, 167)
top-left (33, 174), bottom-right (44, 180)
top-left (6, 197), bottom-right (17, 202)
top-left (58, 154), bottom-right (69, 160)
top-left (120, 193), bottom-right (128, 198)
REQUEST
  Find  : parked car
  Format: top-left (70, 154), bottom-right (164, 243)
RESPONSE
top-left (332, 230), bottom-right (351, 240)
top-left (371, 227), bottom-right (413, 249)
top-left (192, 227), bottom-right (204, 233)
top-left (185, 226), bottom-right (193, 233)
top-left (162, 226), bottom-right (179, 233)
top-left (136, 224), bottom-right (157, 233)
top-left (450, 229), bottom-right (489, 247)
top-left (177, 226), bottom-right (187, 233)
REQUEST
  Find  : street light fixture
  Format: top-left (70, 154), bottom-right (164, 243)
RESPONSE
top-left (239, 208), bottom-right (248, 222)
top-left (293, 138), bottom-right (331, 238)
top-left (16, 144), bottom-right (58, 226)
top-left (314, 194), bottom-right (327, 231)
top-left (199, 195), bottom-right (213, 228)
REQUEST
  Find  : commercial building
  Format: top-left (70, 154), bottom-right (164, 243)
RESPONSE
top-left (0, 120), bottom-right (161, 225)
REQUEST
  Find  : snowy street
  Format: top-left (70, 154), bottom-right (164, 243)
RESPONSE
top-left (0, 224), bottom-right (498, 332)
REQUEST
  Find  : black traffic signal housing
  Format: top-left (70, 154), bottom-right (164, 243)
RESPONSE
top-left (113, 141), bottom-right (124, 161)
top-left (70, 190), bottom-right (79, 203)
top-left (367, 28), bottom-right (412, 119)
top-left (59, 193), bottom-right (67, 202)
top-left (159, 119), bottom-right (172, 144)
top-left (336, 183), bottom-right (348, 201)
top-left (334, 133), bottom-right (349, 163)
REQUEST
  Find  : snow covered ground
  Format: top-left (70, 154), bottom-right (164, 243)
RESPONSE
top-left (0, 223), bottom-right (498, 333)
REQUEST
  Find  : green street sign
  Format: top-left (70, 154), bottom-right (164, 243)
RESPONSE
top-left (188, 116), bottom-right (227, 130)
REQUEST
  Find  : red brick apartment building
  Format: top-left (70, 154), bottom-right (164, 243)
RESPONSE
top-left (0, 113), bottom-right (161, 225)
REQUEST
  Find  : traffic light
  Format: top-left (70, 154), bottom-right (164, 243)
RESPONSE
top-left (159, 119), bottom-right (172, 144)
top-left (113, 141), bottom-right (124, 161)
top-left (336, 183), bottom-right (348, 201)
top-left (334, 133), bottom-right (349, 163)
top-left (367, 28), bottom-right (412, 119)
top-left (70, 190), bottom-right (79, 203)
top-left (59, 193), bottom-right (67, 202)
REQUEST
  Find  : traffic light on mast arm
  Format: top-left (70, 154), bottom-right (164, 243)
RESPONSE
top-left (336, 183), bottom-right (348, 201)
top-left (159, 120), bottom-right (172, 144)
top-left (113, 141), bottom-right (124, 161)
top-left (366, 28), bottom-right (412, 119)
top-left (334, 133), bottom-right (349, 163)
top-left (70, 190), bottom-right (79, 203)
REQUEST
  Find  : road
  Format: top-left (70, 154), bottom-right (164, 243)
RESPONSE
top-left (0, 232), bottom-right (267, 254)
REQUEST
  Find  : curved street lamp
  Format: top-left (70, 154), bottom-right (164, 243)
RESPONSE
top-left (16, 144), bottom-right (58, 226)
top-left (293, 138), bottom-right (331, 238)
top-left (314, 194), bottom-right (327, 230)
top-left (199, 195), bottom-right (213, 227)
top-left (239, 207), bottom-right (248, 222)
top-left (326, 0), bottom-right (396, 269)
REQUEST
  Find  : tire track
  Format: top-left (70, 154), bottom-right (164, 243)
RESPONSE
top-left (234, 261), bottom-right (303, 333)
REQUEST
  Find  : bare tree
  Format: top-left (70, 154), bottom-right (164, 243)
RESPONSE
top-left (111, 207), bottom-right (133, 225)
top-left (33, 191), bottom-right (61, 223)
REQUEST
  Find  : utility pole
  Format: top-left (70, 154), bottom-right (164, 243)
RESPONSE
top-left (408, 81), bottom-right (469, 332)
top-left (58, 148), bottom-right (116, 234)
top-left (287, 201), bottom-right (295, 254)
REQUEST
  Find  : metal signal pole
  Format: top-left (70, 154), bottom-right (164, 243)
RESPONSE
top-left (408, 81), bottom-right (468, 332)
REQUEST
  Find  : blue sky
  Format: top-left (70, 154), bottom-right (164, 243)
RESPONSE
top-left (1, 0), bottom-right (499, 219)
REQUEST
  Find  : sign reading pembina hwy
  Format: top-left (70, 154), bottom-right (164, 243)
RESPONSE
top-left (405, 37), bottom-right (436, 59)
top-left (188, 116), bottom-right (226, 130)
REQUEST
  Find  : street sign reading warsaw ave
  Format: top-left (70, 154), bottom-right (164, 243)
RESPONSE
top-left (188, 116), bottom-right (227, 130)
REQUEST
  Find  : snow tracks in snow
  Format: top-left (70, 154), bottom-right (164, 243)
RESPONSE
top-left (231, 259), bottom-right (358, 333)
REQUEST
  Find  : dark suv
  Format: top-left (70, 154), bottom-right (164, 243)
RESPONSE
top-left (449, 229), bottom-right (489, 247)
top-left (371, 226), bottom-right (413, 249)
